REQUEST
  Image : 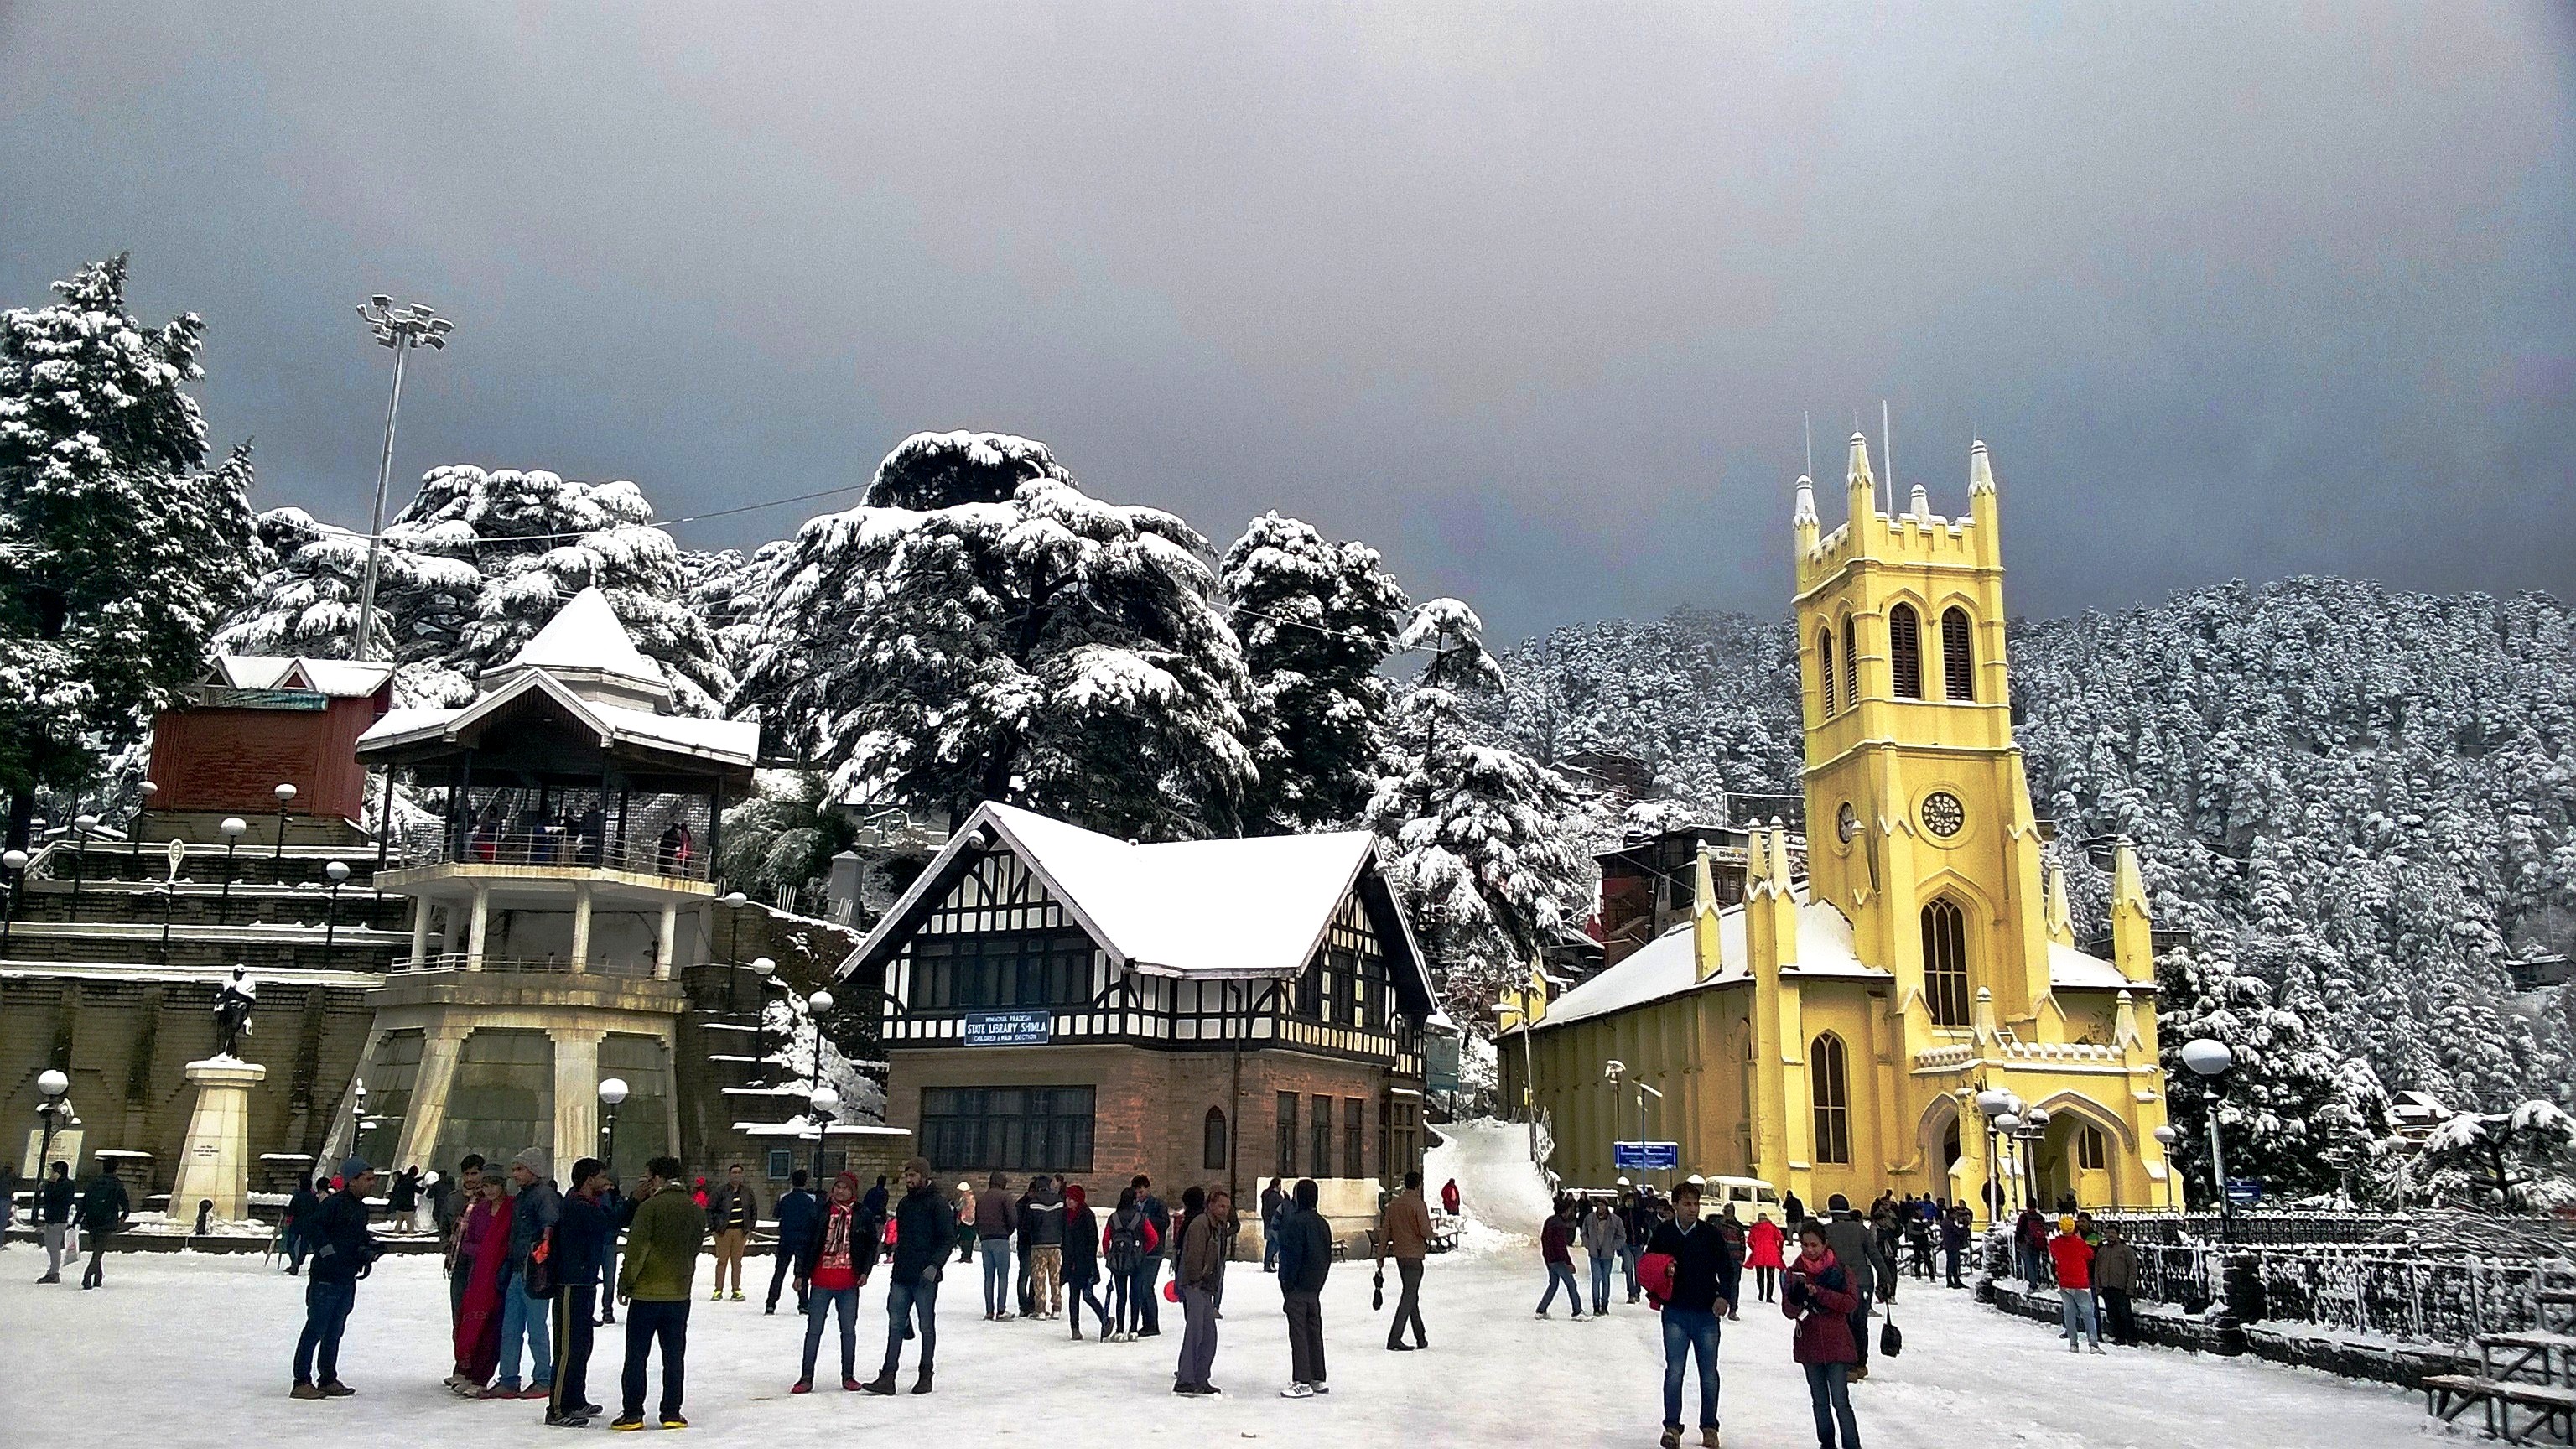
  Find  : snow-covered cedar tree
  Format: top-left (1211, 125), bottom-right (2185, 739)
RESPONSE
top-left (735, 431), bottom-right (1254, 841)
top-left (1493, 579), bottom-right (2576, 1109)
top-left (2419, 1099), bottom-right (2576, 1209)
top-left (1220, 512), bottom-right (1409, 832)
top-left (686, 541), bottom-right (788, 687)
top-left (1620, 797), bottom-right (1709, 842)
top-left (2153, 943), bottom-right (2393, 1205)
top-left (219, 506), bottom-right (391, 660)
top-left (718, 770), bottom-right (858, 911)
top-left (1370, 598), bottom-right (1596, 1031)
top-left (377, 465), bottom-right (732, 713)
top-left (0, 256), bottom-right (259, 843)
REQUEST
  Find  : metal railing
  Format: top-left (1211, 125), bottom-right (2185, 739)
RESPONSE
top-left (407, 829), bottom-right (713, 882)
top-left (393, 952), bottom-right (661, 979)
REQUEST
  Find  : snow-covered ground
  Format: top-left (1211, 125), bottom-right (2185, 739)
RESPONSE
top-left (0, 1120), bottom-right (2433, 1446)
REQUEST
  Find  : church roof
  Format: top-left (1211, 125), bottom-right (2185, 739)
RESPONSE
top-left (842, 802), bottom-right (1437, 1009)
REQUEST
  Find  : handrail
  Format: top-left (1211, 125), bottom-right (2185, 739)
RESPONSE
top-left (413, 830), bottom-right (713, 882)
top-left (393, 952), bottom-right (661, 979)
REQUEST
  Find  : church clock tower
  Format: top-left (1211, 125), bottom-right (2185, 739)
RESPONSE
top-left (1791, 434), bottom-right (2054, 1043)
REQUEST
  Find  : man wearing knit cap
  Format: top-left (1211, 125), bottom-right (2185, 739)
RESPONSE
top-left (862, 1156), bottom-right (944, 1396)
top-left (488, 1146), bottom-right (563, 1400)
top-left (289, 1156), bottom-right (378, 1399)
top-left (790, 1171), bottom-right (876, 1392)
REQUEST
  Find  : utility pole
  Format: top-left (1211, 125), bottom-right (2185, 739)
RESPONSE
top-left (351, 297), bottom-right (453, 661)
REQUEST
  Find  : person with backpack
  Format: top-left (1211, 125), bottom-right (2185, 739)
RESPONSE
top-left (791, 1171), bottom-right (877, 1394)
top-left (1784, 1218), bottom-right (1862, 1449)
top-left (1747, 1210), bottom-right (1785, 1303)
top-left (1274, 1178), bottom-right (1333, 1399)
top-left (1536, 1196), bottom-right (1586, 1319)
top-left (75, 1162), bottom-right (130, 1288)
top-left (1103, 1185), bottom-right (1160, 1340)
top-left (1641, 1178), bottom-right (1727, 1449)
top-left (766, 1170), bottom-right (821, 1317)
top-left (1581, 1198), bottom-right (1627, 1316)
top-left (1062, 1183), bottom-right (1109, 1339)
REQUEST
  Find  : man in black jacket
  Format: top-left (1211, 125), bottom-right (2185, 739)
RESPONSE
top-left (548, 1158), bottom-right (614, 1427)
top-left (34, 1161), bottom-right (75, 1283)
top-left (76, 1164), bottom-right (130, 1289)
top-left (766, 1170), bottom-right (820, 1316)
top-left (1645, 1181), bottom-right (1727, 1449)
top-left (861, 1156), bottom-right (944, 1396)
top-left (291, 1156), bottom-right (379, 1399)
top-left (1274, 1178), bottom-right (1334, 1398)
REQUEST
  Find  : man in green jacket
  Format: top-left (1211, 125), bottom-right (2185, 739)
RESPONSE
top-left (614, 1156), bottom-right (704, 1431)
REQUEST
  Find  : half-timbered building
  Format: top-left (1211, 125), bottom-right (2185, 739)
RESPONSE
top-left (839, 802), bottom-right (1437, 1250)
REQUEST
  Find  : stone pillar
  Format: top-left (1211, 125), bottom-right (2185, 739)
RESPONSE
top-left (551, 1030), bottom-right (602, 1178)
top-left (569, 883), bottom-right (595, 974)
top-left (466, 885), bottom-right (491, 970)
top-left (168, 1057), bottom-right (267, 1223)
top-left (408, 894), bottom-right (431, 967)
top-left (395, 1025), bottom-right (470, 1171)
top-left (656, 902), bottom-right (678, 981)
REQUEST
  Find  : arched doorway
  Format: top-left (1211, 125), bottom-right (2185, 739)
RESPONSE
top-left (1915, 1095), bottom-right (1966, 1204)
top-left (2033, 1097), bottom-right (2128, 1210)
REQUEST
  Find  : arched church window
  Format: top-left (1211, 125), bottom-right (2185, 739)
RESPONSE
top-left (1841, 615), bottom-right (1859, 709)
top-left (1888, 603), bottom-right (1924, 699)
top-left (1810, 1033), bottom-right (1852, 1165)
top-left (1941, 607), bottom-right (1976, 702)
top-left (2077, 1124), bottom-right (2107, 1172)
top-left (1203, 1106), bottom-right (1229, 1171)
top-left (1818, 628), bottom-right (1838, 716)
top-left (1920, 896), bottom-right (1971, 1026)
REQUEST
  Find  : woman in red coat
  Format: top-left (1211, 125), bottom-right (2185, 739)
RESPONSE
top-left (1746, 1212), bottom-right (1786, 1303)
top-left (1784, 1220), bottom-right (1862, 1449)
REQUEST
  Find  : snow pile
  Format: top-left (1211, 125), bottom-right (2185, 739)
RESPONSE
top-left (1428, 1117), bottom-right (1557, 1257)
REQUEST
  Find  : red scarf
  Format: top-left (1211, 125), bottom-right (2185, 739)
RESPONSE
top-left (813, 1202), bottom-right (859, 1291)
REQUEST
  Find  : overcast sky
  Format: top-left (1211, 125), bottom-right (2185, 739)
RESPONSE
top-left (3, 3), bottom-right (2570, 643)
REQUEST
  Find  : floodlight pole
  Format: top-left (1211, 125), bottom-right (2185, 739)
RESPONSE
top-left (351, 298), bottom-right (452, 662)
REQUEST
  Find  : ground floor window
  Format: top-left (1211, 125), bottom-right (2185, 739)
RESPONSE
top-left (1204, 1107), bottom-right (1229, 1171)
top-left (920, 1085), bottom-right (1096, 1172)
top-left (1344, 1096), bottom-right (1366, 1178)
top-left (1276, 1092), bottom-right (1297, 1177)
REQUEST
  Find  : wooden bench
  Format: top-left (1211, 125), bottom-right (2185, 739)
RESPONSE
top-left (2424, 1373), bottom-right (2576, 1445)
top-left (2483, 1331), bottom-right (2576, 1386)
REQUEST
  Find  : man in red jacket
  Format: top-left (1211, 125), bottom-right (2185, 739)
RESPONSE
top-left (2046, 1215), bottom-right (2102, 1353)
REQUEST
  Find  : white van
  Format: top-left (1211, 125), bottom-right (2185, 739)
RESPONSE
top-left (1698, 1175), bottom-right (1781, 1211)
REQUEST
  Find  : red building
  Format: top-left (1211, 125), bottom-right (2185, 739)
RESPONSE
top-left (147, 657), bottom-right (396, 828)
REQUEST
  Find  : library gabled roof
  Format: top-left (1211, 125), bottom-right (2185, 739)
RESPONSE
top-left (840, 802), bottom-right (1436, 1011)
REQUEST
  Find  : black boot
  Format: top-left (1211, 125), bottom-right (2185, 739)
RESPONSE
top-left (911, 1367), bottom-right (934, 1395)
top-left (860, 1370), bottom-right (897, 1396)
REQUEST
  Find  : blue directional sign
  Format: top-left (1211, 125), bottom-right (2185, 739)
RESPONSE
top-left (1613, 1140), bottom-right (1680, 1171)
top-left (962, 1010), bottom-right (1052, 1046)
top-left (2225, 1178), bottom-right (2263, 1207)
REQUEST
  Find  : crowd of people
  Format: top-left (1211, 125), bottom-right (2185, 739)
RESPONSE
top-left (2009, 1206), bottom-right (2142, 1351)
top-left (267, 1148), bottom-right (1466, 1426)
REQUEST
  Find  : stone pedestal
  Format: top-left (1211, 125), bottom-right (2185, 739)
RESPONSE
top-left (168, 1057), bottom-right (267, 1223)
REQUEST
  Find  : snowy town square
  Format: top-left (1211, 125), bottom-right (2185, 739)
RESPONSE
top-left (6, 8), bottom-right (2576, 1449)
top-left (2, 1125), bottom-right (2431, 1449)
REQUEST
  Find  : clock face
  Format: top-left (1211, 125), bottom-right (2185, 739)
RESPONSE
top-left (1921, 791), bottom-right (1966, 839)
top-left (1836, 802), bottom-right (1860, 844)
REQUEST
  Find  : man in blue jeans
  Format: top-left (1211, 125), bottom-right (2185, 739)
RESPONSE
top-left (1644, 1180), bottom-right (1732, 1449)
top-left (971, 1170), bottom-right (1017, 1320)
top-left (488, 1145), bottom-right (562, 1399)
top-left (290, 1157), bottom-right (378, 1398)
top-left (863, 1157), bottom-right (944, 1395)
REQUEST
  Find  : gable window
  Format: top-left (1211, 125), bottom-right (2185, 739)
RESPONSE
top-left (1810, 1033), bottom-right (1852, 1166)
top-left (1920, 896), bottom-right (1972, 1027)
top-left (1841, 615), bottom-right (1859, 708)
top-left (1819, 628), bottom-right (1838, 716)
top-left (905, 931), bottom-right (1094, 1011)
top-left (1888, 603), bottom-right (1924, 699)
top-left (1203, 1107), bottom-right (1229, 1171)
top-left (1941, 607), bottom-right (1976, 702)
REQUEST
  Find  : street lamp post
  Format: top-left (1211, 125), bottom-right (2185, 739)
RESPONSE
top-left (34, 1067), bottom-right (72, 1180)
top-left (720, 892), bottom-right (749, 1009)
top-left (2180, 1038), bottom-right (2237, 1240)
top-left (272, 783), bottom-right (298, 880)
top-left (600, 1077), bottom-right (630, 1181)
top-left (1975, 1087), bottom-right (2017, 1226)
top-left (323, 860), bottom-right (351, 953)
top-left (350, 1079), bottom-right (371, 1165)
top-left (747, 956), bottom-right (776, 1079)
top-left (806, 989), bottom-right (836, 1179)
top-left (130, 780), bottom-right (156, 863)
top-left (2153, 1124), bottom-right (2180, 1213)
top-left (1604, 1058), bottom-right (1628, 1159)
top-left (2, 847), bottom-right (29, 953)
top-left (67, 813), bottom-right (99, 922)
top-left (217, 818), bottom-right (247, 925)
top-left (808, 1085), bottom-right (840, 1185)
top-left (352, 297), bottom-right (453, 662)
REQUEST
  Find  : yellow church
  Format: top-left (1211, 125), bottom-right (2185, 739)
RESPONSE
top-left (1500, 434), bottom-right (2174, 1221)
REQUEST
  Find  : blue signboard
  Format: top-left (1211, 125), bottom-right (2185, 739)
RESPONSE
top-left (1424, 1032), bottom-right (1461, 1094)
top-left (962, 1010), bottom-right (1052, 1046)
top-left (2225, 1178), bottom-right (2263, 1207)
top-left (1613, 1141), bottom-right (1681, 1171)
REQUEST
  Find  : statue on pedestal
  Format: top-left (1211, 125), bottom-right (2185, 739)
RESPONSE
top-left (212, 965), bottom-right (257, 1060)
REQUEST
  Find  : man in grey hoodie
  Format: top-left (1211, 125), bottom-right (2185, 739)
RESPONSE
top-left (487, 1145), bottom-right (564, 1399)
top-left (1820, 1194), bottom-right (1887, 1380)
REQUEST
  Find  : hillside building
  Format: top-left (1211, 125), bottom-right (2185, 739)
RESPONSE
top-left (1503, 438), bottom-right (2174, 1218)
